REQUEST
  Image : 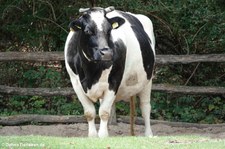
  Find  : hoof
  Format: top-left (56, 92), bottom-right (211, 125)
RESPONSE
top-left (145, 131), bottom-right (153, 137)
top-left (98, 130), bottom-right (109, 138)
top-left (88, 130), bottom-right (98, 137)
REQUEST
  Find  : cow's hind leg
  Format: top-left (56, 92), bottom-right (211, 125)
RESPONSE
top-left (138, 79), bottom-right (153, 136)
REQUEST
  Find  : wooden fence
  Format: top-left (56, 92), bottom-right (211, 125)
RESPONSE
top-left (0, 52), bottom-right (225, 126)
top-left (1, 52), bottom-right (225, 96)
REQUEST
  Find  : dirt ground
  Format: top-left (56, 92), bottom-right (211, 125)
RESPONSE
top-left (1, 122), bottom-right (225, 139)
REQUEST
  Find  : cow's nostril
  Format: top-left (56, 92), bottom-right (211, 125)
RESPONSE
top-left (99, 49), bottom-right (113, 61)
top-left (100, 48), bottom-right (110, 55)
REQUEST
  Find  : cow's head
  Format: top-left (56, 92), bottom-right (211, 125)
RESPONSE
top-left (69, 6), bottom-right (125, 62)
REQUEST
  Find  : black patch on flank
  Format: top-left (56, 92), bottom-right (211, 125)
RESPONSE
top-left (108, 39), bottom-right (126, 93)
top-left (120, 12), bottom-right (155, 79)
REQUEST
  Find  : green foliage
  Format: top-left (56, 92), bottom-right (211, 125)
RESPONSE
top-left (0, 95), bottom-right (83, 116)
top-left (116, 101), bottom-right (130, 115)
top-left (21, 66), bottom-right (62, 87)
top-left (1, 0), bottom-right (82, 51)
top-left (0, 62), bottom-right (67, 88)
top-left (151, 93), bottom-right (225, 124)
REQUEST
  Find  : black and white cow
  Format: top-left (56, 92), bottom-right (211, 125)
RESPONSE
top-left (64, 6), bottom-right (155, 137)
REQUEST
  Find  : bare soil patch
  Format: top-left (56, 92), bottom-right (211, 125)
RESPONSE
top-left (1, 122), bottom-right (225, 139)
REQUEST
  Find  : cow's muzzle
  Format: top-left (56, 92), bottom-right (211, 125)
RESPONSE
top-left (94, 48), bottom-right (113, 61)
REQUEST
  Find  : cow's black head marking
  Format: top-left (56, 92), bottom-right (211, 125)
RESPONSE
top-left (69, 6), bottom-right (125, 62)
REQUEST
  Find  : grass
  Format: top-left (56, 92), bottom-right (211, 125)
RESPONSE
top-left (0, 135), bottom-right (224, 149)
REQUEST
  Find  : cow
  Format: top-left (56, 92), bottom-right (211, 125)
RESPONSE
top-left (64, 6), bottom-right (155, 138)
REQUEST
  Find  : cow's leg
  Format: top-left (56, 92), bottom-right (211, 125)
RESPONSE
top-left (98, 90), bottom-right (116, 138)
top-left (71, 81), bottom-right (97, 137)
top-left (79, 96), bottom-right (97, 137)
top-left (138, 79), bottom-right (153, 137)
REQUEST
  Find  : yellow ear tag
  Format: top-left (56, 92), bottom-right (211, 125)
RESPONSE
top-left (112, 22), bottom-right (119, 29)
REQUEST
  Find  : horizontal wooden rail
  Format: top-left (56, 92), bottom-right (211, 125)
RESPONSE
top-left (0, 52), bottom-right (64, 62)
top-left (1, 52), bottom-right (225, 64)
top-left (0, 85), bottom-right (74, 96)
top-left (1, 84), bottom-right (225, 96)
top-left (156, 54), bottom-right (225, 64)
top-left (153, 84), bottom-right (225, 95)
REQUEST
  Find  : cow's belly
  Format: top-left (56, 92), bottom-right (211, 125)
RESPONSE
top-left (116, 69), bottom-right (149, 101)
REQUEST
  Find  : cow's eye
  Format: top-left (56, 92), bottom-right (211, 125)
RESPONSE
top-left (84, 27), bottom-right (94, 35)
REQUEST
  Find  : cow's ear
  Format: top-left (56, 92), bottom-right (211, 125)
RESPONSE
top-left (69, 20), bottom-right (82, 32)
top-left (108, 17), bottom-right (125, 29)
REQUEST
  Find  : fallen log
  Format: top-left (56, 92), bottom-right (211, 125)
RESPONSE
top-left (118, 116), bottom-right (225, 128)
top-left (0, 114), bottom-right (86, 126)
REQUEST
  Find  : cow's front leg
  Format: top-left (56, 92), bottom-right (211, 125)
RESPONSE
top-left (83, 103), bottom-right (98, 137)
top-left (73, 87), bottom-right (97, 137)
top-left (78, 96), bottom-right (97, 137)
top-left (98, 90), bottom-right (116, 138)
